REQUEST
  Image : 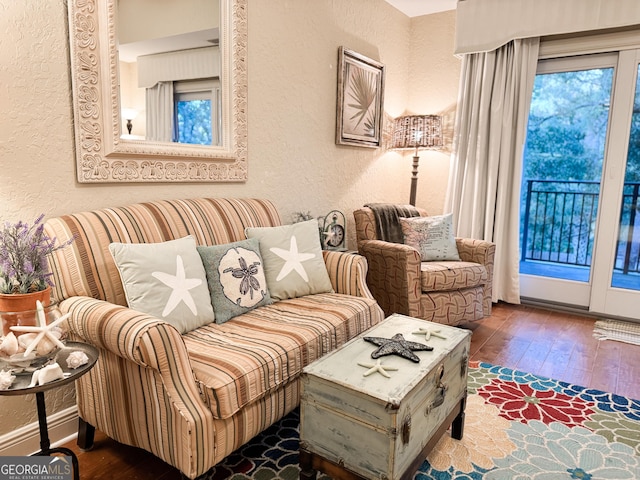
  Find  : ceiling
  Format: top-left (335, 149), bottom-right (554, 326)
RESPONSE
top-left (118, 29), bottom-right (218, 63)
top-left (384, 0), bottom-right (456, 17)
top-left (118, 2), bottom-right (457, 63)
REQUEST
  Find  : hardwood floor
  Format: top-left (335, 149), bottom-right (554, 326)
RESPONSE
top-left (60, 302), bottom-right (640, 479)
top-left (467, 302), bottom-right (640, 399)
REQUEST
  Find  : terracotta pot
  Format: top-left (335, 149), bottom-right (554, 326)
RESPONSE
top-left (0, 287), bottom-right (52, 336)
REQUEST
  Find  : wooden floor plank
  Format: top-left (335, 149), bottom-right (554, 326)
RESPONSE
top-left (516, 340), bottom-right (551, 373)
top-left (57, 302), bottom-right (640, 479)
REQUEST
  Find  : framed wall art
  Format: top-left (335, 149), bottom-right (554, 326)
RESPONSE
top-left (335, 47), bottom-right (385, 148)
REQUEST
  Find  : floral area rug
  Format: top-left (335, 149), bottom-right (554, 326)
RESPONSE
top-left (197, 361), bottom-right (640, 480)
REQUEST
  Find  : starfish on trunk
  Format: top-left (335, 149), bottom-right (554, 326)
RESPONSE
top-left (363, 333), bottom-right (433, 363)
top-left (357, 359), bottom-right (399, 378)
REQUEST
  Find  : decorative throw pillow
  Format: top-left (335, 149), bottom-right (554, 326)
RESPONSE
top-left (245, 219), bottom-right (333, 300)
top-left (109, 236), bottom-right (215, 334)
top-left (197, 238), bottom-right (272, 324)
top-left (399, 213), bottom-right (461, 261)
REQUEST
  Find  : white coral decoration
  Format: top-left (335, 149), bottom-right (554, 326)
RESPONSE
top-left (0, 370), bottom-right (16, 390)
top-left (66, 351), bottom-right (89, 369)
top-left (10, 301), bottom-right (69, 357)
top-left (28, 363), bottom-right (64, 387)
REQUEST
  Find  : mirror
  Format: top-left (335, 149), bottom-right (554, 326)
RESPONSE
top-left (117, 0), bottom-right (222, 146)
top-left (67, 0), bottom-right (247, 183)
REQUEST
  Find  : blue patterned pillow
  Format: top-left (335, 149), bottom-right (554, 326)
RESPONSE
top-left (197, 238), bottom-right (272, 324)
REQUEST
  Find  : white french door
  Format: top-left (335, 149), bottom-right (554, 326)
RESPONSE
top-left (520, 48), bottom-right (640, 321)
top-left (590, 49), bottom-right (640, 319)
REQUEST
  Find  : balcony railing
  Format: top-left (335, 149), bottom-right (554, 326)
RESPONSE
top-left (521, 180), bottom-right (640, 276)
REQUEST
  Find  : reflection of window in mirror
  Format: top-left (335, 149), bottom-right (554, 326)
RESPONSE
top-left (117, 0), bottom-right (221, 144)
top-left (174, 79), bottom-right (221, 145)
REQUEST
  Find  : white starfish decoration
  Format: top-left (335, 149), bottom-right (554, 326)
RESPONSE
top-left (152, 255), bottom-right (202, 317)
top-left (357, 359), bottom-right (399, 378)
top-left (412, 327), bottom-right (447, 341)
top-left (270, 235), bottom-right (315, 282)
top-left (10, 300), bottom-right (69, 357)
top-left (323, 229), bottom-right (335, 243)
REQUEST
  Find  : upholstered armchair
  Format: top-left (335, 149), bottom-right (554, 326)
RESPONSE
top-left (354, 206), bottom-right (495, 326)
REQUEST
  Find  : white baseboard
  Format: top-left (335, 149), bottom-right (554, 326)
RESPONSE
top-left (0, 406), bottom-right (79, 456)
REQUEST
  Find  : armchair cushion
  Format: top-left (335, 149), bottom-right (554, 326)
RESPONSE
top-left (420, 261), bottom-right (487, 292)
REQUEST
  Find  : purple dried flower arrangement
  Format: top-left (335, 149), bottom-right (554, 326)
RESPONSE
top-left (0, 214), bottom-right (74, 294)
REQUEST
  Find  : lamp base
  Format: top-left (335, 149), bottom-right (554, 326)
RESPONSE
top-left (409, 153), bottom-right (420, 206)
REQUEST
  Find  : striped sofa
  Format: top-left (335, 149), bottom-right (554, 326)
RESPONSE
top-left (44, 198), bottom-right (384, 479)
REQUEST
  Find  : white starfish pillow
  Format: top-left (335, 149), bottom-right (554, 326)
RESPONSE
top-left (109, 236), bottom-right (215, 333)
top-left (152, 255), bottom-right (202, 317)
top-left (245, 220), bottom-right (333, 300)
top-left (270, 235), bottom-right (315, 282)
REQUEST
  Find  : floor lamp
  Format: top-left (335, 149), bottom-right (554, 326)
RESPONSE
top-left (122, 108), bottom-right (138, 135)
top-left (392, 115), bottom-right (443, 206)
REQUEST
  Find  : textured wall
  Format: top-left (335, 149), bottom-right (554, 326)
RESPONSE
top-left (407, 11), bottom-right (461, 214)
top-left (0, 0), bottom-right (460, 438)
top-left (0, 0), bottom-right (78, 436)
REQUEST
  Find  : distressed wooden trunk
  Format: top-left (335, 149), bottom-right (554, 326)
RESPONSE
top-left (300, 314), bottom-right (471, 480)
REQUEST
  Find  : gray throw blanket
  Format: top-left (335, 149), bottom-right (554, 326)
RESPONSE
top-left (365, 203), bottom-right (421, 243)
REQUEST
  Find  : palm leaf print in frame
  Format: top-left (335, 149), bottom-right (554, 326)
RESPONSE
top-left (336, 47), bottom-right (385, 148)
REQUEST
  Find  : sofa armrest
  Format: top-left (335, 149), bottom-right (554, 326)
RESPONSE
top-left (59, 296), bottom-right (203, 391)
top-left (358, 240), bottom-right (422, 317)
top-left (322, 250), bottom-right (375, 299)
top-left (59, 296), bottom-right (215, 478)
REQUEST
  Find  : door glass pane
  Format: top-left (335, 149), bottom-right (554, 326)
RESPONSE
top-left (611, 64), bottom-right (640, 291)
top-left (520, 67), bottom-right (613, 282)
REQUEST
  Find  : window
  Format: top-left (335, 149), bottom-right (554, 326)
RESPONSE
top-left (173, 79), bottom-right (221, 146)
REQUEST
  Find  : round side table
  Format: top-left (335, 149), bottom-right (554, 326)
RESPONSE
top-left (0, 341), bottom-right (99, 480)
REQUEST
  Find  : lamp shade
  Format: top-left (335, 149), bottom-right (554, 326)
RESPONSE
top-left (122, 108), bottom-right (138, 121)
top-left (392, 115), bottom-right (443, 150)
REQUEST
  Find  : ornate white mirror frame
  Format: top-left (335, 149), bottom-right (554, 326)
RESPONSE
top-left (67, 0), bottom-right (247, 183)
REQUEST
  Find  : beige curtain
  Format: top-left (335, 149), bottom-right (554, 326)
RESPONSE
top-left (445, 38), bottom-right (540, 303)
top-left (455, 0), bottom-right (640, 54)
top-left (146, 81), bottom-right (174, 142)
top-left (137, 47), bottom-right (221, 88)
